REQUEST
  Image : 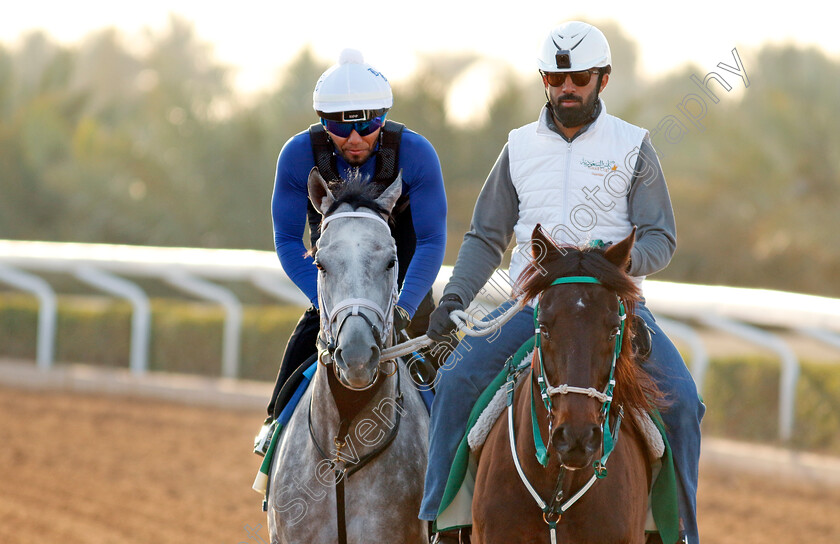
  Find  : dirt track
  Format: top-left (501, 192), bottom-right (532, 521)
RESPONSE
top-left (2, 386), bottom-right (839, 544)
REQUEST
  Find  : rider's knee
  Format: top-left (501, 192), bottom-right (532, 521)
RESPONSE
top-left (434, 352), bottom-right (483, 400)
top-left (435, 364), bottom-right (471, 397)
top-left (661, 377), bottom-right (704, 429)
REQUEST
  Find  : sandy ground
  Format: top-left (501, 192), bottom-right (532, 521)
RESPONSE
top-left (1, 386), bottom-right (840, 544)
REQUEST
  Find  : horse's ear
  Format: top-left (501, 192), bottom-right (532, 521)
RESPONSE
top-left (375, 170), bottom-right (403, 214)
top-left (307, 167), bottom-right (335, 215)
top-left (531, 224), bottom-right (556, 260)
top-left (604, 227), bottom-right (636, 270)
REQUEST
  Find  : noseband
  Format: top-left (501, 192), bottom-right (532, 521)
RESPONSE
top-left (316, 210), bottom-right (399, 390)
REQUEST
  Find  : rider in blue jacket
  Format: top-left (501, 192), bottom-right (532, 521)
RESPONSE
top-left (254, 49), bottom-right (447, 452)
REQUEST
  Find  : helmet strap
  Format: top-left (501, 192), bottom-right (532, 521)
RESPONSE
top-left (592, 69), bottom-right (606, 104)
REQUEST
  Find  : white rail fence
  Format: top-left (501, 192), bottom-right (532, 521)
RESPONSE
top-left (2, 239), bottom-right (840, 442)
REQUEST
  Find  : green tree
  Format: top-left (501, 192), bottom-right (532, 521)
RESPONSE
top-left (3, 20), bottom-right (840, 298)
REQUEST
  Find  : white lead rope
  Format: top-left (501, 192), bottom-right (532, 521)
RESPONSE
top-left (379, 335), bottom-right (433, 361)
top-left (378, 296), bottom-right (528, 362)
top-left (448, 297), bottom-right (528, 336)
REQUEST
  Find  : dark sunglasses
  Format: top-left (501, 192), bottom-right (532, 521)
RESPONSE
top-left (321, 115), bottom-right (386, 138)
top-left (541, 69), bottom-right (600, 87)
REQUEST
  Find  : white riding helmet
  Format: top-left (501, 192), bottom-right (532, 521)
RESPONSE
top-left (313, 48), bottom-right (393, 121)
top-left (537, 21), bottom-right (612, 73)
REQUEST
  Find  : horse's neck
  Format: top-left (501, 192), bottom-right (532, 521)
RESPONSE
top-left (309, 367), bottom-right (340, 431)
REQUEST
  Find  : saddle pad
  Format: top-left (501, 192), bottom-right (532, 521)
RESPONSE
top-left (466, 353), bottom-right (530, 451)
top-left (253, 362), bottom-right (318, 495)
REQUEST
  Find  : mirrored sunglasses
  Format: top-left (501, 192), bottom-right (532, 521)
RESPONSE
top-left (541, 70), bottom-right (600, 87)
top-left (321, 115), bottom-right (386, 138)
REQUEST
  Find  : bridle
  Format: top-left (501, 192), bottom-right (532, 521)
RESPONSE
top-left (506, 275), bottom-right (627, 542)
top-left (530, 276), bottom-right (625, 470)
top-left (315, 210), bottom-right (399, 391)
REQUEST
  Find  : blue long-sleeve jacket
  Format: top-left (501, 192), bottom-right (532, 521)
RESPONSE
top-left (271, 127), bottom-right (447, 317)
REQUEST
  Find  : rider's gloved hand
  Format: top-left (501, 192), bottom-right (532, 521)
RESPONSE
top-left (393, 305), bottom-right (411, 333)
top-left (426, 294), bottom-right (465, 342)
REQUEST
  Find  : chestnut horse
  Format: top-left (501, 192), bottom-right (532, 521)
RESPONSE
top-left (472, 227), bottom-right (667, 544)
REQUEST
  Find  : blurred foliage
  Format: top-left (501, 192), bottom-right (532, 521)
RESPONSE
top-left (700, 356), bottom-right (782, 442)
top-left (701, 356), bottom-right (840, 455)
top-left (0, 292), bottom-right (303, 381)
top-left (2, 17), bottom-right (839, 297)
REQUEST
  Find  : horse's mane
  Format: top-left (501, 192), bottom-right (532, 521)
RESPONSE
top-left (324, 179), bottom-right (390, 218)
top-left (306, 180), bottom-right (393, 258)
top-left (514, 243), bottom-right (666, 417)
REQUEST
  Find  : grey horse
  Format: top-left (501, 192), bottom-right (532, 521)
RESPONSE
top-left (268, 168), bottom-right (430, 544)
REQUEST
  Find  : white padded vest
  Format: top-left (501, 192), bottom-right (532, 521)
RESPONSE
top-left (507, 102), bottom-right (648, 285)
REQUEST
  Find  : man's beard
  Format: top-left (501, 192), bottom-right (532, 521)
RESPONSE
top-left (549, 90), bottom-right (599, 128)
top-left (339, 147), bottom-right (373, 167)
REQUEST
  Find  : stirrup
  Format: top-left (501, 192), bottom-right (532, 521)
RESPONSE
top-left (253, 417), bottom-right (277, 457)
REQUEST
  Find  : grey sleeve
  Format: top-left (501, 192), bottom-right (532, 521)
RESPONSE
top-left (444, 144), bottom-right (519, 305)
top-left (627, 136), bottom-right (677, 277)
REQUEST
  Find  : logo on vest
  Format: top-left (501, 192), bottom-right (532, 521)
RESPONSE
top-left (580, 158), bottom-right (618, 173)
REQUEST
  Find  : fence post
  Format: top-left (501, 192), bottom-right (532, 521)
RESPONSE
top-left (75, 266), bottom-right (151, 375)
top-left (165, 272), bottom-right (243, 379)
top-left (0, 264), bottom-right (57, 370)
top-left (700, 315), bottom-right (800, 442)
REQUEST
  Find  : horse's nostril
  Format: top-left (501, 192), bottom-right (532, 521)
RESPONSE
top-left (552, 425), bottom-right (570, 452)
top-left (552, 423), bottom-right (602, 455)
top-left (586, 425), bottom-right (602, 449)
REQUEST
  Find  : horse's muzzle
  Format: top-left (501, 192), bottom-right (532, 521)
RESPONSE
top-left (333, 344), bottom-right (381, 389)
top-left (550, 422), bottom-right (602, 469)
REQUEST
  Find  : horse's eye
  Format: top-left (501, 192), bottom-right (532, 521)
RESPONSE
top-left (386, 258), bottom-right (396, 270)
top-left (314, 260), bottom-right (325, 272)
top-left (539, 324), bottom-right (551, 341)
top-left (609, 326), bottom-right (620, 340)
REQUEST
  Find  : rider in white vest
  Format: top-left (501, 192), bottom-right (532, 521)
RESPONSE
top-left (507, 100), bottom-right (648, 287)
top-left (422, 21), bottom-right (704, 544)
